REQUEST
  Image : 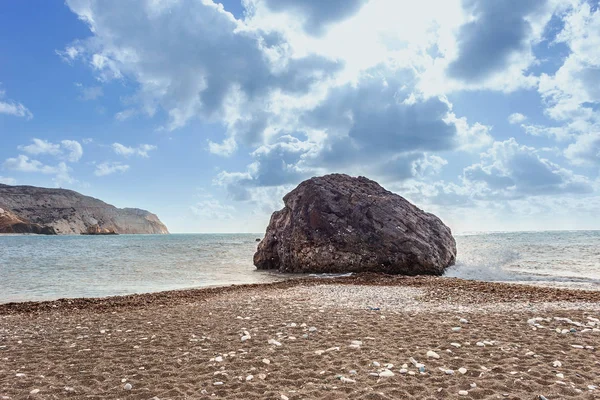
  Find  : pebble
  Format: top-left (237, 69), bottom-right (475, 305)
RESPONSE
top-left (470, 383), bottom-right (477, 388)
top-left (308, 327), bottom-right (317, 332)
top-left (124, 383), bottom-right (132, 390)
top-left (399, 369), bottom-right (408, 374)
top-left (427, 350), bottom-right (440, 359)
top-left (450, 343), bottom-right (461, 348)
top-left (281, 395), bottom-right (289, 400)
top-left (340, 377), bottom-right (356, 383)
top-left (476, 342), bottom-right (485, 347)
top-left (15, 373), bottom-right (25, 377)
top-left (408, 371), bottom-right (416, 376)
top-left (372, 361), bottom-right (381, 367)
top-left (315, 350), bottom-right (325, 355)
top-left (589, 385), bottom-right (597, 390)
top-left (458, 390), bottom-right (468, 396)
top-left (268, 339), bottom-right (282, 347)
top-left (349, 370), bottom-right (357, 375)
top-left (258, 373), bottom-right (267, 380)
top-left (552, 360), bottom-right (562, 368)
top-left (452, 327), bottom-right (461, 332)
top-left (246, 375), bottom-right (253, 381)
top-left (262, 358), bottom-right (271, 364)
top-left (556, 373), bottom-right (564, 379)
top-left (458, 367), bottom-right (467, 374)
top-left (213, 382), bottom-right (223, 386)
top-left (379, 369), bottom-right (394, 377)
top-left (241, 335), bottom-right (251, 342)
top-left (571, 345), bottom-right (584, 349)
top-left (30, 389), bottom-right (40, 395)
top-left (459, 318), bottom-right (469, 324)
top-left (215, 356), bottom-right (223, 362)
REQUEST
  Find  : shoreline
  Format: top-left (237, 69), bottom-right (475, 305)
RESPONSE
top-left (1, 274), bottom-right (599, 399)
top-left (3, 273), bottom-right (600, 315)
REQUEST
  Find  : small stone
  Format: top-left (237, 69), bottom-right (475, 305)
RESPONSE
top-left (349, 370), bottom-right (357, 375)
top-left (258, 373), bottom-right (267, 380)
top-left (427, 350), bottom-right (440, 359)
top-left (268, 339), bottom-right (282, 347)
top-left (281, 395), bottom-right (289, 400)
top-left (571, 345), bottom-right (584, 349)
top-left (588, 385), bottom-right (597, 390)
top-left (556, 373), bottom-right (564, 379)
top-left (121, 378), bottom-right (127, 383)
top-left (262, 358), bottom-right (271, 364)
top-left (458, 367), bottom-right (467, 374)
top-left (372, 361), bottom-right (381, 367)
top-left (552, 360), bottom-right (562, 368)
top-left (340, 377), bottom-right (356, 383)
top-left (476, 342), bottom-right (485, 347)
top-left (15, 373), bottom-right (25, 377)
top-left (459, 318), bottom-right (469, 324)
top-left (452, 327), bottom-right (461, 332)
top-left (379, 369), bottom-right (394, 377)
top-left (458, 390), bottom-right (468, 396)
top-left (308, 327), bottom-right (317, 332)
top-left (215, 356), bottom-right (223, 362)
top-left (64, 387), bottom-right (75, 392)
top-left (246, 375), bottom-right (253, 381)
top-left (408, 371), bottom-right (416, 376)
top-left (450, 343), bottom-right (461, 348)
top-left (124, 383), bottom-right (132, 390)
top-left (315, 350), bottom-right (325, 355)
top-left (213, 382), bottom-right (223, 386)
top-left (241, 335), bottom-right (251, 342)
top-left (399, 369), bottom-right (408, 374)
top-left (470, 383), bottom-right (477, 388)
top-left (30, 389), bottom-right (40, 395)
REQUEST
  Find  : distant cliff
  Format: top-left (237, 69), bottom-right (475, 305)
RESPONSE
top-left (0, 184), bottom-right (169, 235)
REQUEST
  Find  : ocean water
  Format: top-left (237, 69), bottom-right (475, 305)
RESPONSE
top-left (0, 231), bottom-right (599, 303)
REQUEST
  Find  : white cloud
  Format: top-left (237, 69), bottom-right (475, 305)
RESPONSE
top-left (564, 132), bottom-right (600, 166)
top-left (0, 176), bottom-right (16, 185)
top-left (18, 138), bottom-right (83, 162)
top-left (78, 85), bottom-right (103, 101)
top-left (508, 113), bottom-right (527, 124)
top-left (190, 199), bottom-right (235, 220)
top-left (0, 86), bottom-right (33, 119)
top-left (94, 161), bottom-right (130, 176)
top-left (3, 155), bottom-right (75, 185)
top-left (112, 143), bottom-right (157, 158)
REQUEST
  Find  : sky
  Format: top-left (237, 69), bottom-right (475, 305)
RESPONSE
top-left (1, 0), bottom-right (599, 233)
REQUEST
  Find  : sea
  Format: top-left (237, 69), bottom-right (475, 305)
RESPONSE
top-left (0, 231), bottom-right (599, 303)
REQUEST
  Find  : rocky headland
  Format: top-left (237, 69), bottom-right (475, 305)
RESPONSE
top-left (254, 174), bottom-right (456, 275)
top-left (0, 184), bottom-right (168, 235)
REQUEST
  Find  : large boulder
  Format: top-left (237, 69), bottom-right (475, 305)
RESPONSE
top-left (254, 174), bottom-right (456, 275)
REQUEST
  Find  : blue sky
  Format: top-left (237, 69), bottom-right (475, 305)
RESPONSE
top-left (1, 0), bottom-right (599, 233)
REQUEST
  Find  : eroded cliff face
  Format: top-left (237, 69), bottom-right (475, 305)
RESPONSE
top-left (0, 184), bottom-right (169, 235)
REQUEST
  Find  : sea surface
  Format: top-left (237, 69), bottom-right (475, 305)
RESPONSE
top-left (0, 231), bottom-right (599, 303)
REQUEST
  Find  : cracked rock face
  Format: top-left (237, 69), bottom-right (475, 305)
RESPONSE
top-left (254, 174), bottom-right (456, 275)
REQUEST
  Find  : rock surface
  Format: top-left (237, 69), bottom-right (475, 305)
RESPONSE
top-left (254, 174), bottom-right (456, 275)
top-left (0, 184), bottom-right (168, 235)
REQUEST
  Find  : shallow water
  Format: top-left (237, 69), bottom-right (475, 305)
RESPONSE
top-left (0, 231), bottom-right (599, 303)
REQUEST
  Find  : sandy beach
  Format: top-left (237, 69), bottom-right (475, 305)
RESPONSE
top-left (1, 275), bottom-right (599, 399)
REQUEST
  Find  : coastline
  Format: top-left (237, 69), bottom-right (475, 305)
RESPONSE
top-left (1, 275), bottom-right (599, 399)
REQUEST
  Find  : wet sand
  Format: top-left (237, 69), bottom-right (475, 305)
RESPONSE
top-left (1, 275), bottom-right (599, 399)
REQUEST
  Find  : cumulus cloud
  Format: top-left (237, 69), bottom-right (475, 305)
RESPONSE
top-left (463, 138), bottom-right (593, 198)
top-left (3, 155), bottom-right (75, 185)
top-left (538, 2), bottom-right (600, 125)
top-left (508, 113), bottom-right (527, 124)
top-left (18, 138), bottom-right (83, 162)
top-left (0, 87), bottom-right (33, 119)
top-left (447, 0), bottom-right (549, 83)
top-left (77, 85), bottom-right (103, 101)
top-left (94, 161), bottom-right (130, 176)
top-left (564, 132), bottom-right (600, 166)
top-left (215, 64), bottom-right (493, 200)
top-left (62, 0), bottom-right (341, 147)
top-left (257, 0), bottom-right (369, 36)
top-left (112, 143), bottom-right (157, 158)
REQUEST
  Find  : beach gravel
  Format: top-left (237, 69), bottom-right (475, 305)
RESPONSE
top-left (1, 275), bottom-right (599, 399)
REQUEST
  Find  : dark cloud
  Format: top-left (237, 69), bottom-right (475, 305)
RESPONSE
top-left (64, 0), bottom-right (341, 140)
top-left (448, 0), bottom-right (546, 82)
top-left (262, 0), bottom-right (369, 36)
